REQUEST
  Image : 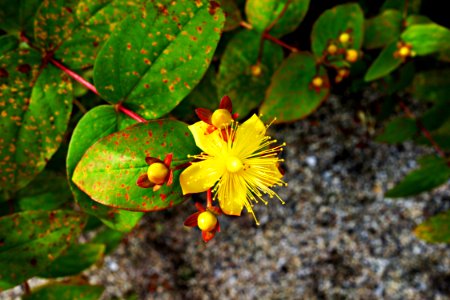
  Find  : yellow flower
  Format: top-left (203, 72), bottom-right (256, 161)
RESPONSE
top-left (180, 114), bottom-right (286, 223)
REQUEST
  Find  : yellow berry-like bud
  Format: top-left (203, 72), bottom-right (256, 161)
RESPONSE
top-left (251, 64), bottom-right (262, 77)
top-left (312, 76), bottom-right (323, 88)
top-left (398, 46), bottom-right (411, 57)
top-left (197, 211), bottom-right (217, 231)
top-left (339, 32), bottom-right (350, 43)
top-left (345, 49), bottom-right (358, 63)
top-left (147, 162), bottom-right (169, 185)
top-left (211, 108), bottom-right (232, 128)
top-left (226, 156), bottom-right (243, 173)
top-left (327, 44), bottom-right (338, 55)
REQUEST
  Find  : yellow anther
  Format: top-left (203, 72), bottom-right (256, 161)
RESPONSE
top-left (197, 211), bottom-right (217, 231)
top-left (147, 162), bottom-right (169, 184)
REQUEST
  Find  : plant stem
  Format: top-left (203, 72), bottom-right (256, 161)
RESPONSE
top-left (50, 58), bottom-right (99, 95)
top-left (206, 189), bottom-right (213, 208)
top-left (50, 58), bottom-right (147, 123)
top-left (22, 281), bottom-right (31, 295)
top-left (239, 21), bottom-right (253, 30)
top-left (399, 101), bottom-right (447, 159)
top-left (263, 32), bottom-right (299, 52)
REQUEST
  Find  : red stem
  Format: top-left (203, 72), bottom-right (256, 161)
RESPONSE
top-left (399, 101), bottom-right (447, 160)
top-left (50, 58), bottom-right (146, 123)
top-left (50, 58), bottom-right (99, 95)
top-left (263, 32), bottom-right (299, 52)
top-left (206, 189), bottom-right (213, 208)
top-left (117, 104), bottom-right (147, 123)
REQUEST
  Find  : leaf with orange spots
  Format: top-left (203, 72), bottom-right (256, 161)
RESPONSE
top-left (67, 105), bottom-right (143, 232)
top-left (0, 210), bottom-right (86, 291)
top-left (93, 0), bottom-right (225, 119)
top-left (246, 0), bottom-right (310, 37)
top-left (23, 283), bottom-right (104, 300)
top-left (414, 210), bottom-right (450, 243)
top-left (0, 48), bottom-right (73, 194)
top-left (217, 30), bottom-right (283, 119)
top-left (260, 52), bottom-right (330, 123)
top-left (72, 119), bottom-right (198, 212)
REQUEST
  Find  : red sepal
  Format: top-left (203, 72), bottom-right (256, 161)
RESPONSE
top-left (202, 230), bottom-right (215, 243)
top-left (145, 157), bottom-right (160, 165)
top-left (208, 206), bottom-right (222, 215)
top-left (232, 113), bottom-right (239, 120)
top-left (136, 174), bottom-right (154, 188)
top-left (219, 95), bottom-right (232, 112)
top-left (195, 108), bottom-right (212, 124)
top-left (184, 212), bottom-right (201, 227)
top-left (166, 170), bottom-right (174, 186)
top-left (163, 153), bottom-right (173, 166)
top-left (195, 202), bottom-right (206, 212)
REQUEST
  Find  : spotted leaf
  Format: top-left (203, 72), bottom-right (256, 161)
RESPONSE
top-left (67, 105), bottom-right (143, 232)
top-left (0, 210), bottom-right (86, 291)
top-left (93, 0), bottom-right (225, 119)
top-left (0, 48), bottom-right (73, 194)
top-left (414, 210), bottom-right (450, 243)
top-left (24, 283), bottom-right (104, 300)
top-left (72, 120), bottom-right (198, 212)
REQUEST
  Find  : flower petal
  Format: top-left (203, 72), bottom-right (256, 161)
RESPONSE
top-left (188, 121), bottom-right (226, 154)
top-left (232, 114), bottom-right (266, 157)
top-left (180, 158), bottom-right (225, 195)
top-left (217, 173), bottom-right (246, 216)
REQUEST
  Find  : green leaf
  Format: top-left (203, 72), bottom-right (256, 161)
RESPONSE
top-left (363, 9), bottom-right (402, 49)
top-left (414, 210), bottom-right (450, 243)
top-left (67, 105), bottom-right (143, 232)
top-left (0, 0), bottom-right (42, 35)
top-left (405, 14), bottom-right (431, 27)
top-left (0, 35), bottom-right (19, 55)
top-left (426, 118), bottom-right (450, 151)
top-left (383, 61), bottom-right (415, 95)
top-left (93, 0), bottom-right (225, 119)
top-left (381, 0), bottom-right (421, 14)
top-left (0, 210), bottom-right (86, 291)
top-left (409, 69), bottom-right (450, 103)
top-left (386, 155), bottom-right (450, 198)
top-left (260, 52), bottom-right (329, 123)
top-left (217, 30), bottom-right (283, 118)
top-left (24, 283), bottom-right (104, 300)
top-left (0, 48), bottom-right (73, 193)
top-left (364, 41), bottom-right (403, 81)
top-left (422, 101), bottom-right (450, 131)
top-left (91, 227), bottom-right (124, 254)
top-left (39, 243), bottom-right (105, 278)
top-left (376, 117), bottom-right (417, 143)
top-left (221, 0), bottom-right (242, 32)
top-left (54, 0), bottom-right (145, 70)
top-left (311, 3), bottom-right (364, 56)
top-left (402, 23), bottom-right (450, 56)
top-left (72, 120), bottom-right (197, 211)
top-left (245, 0), bottom-right (310, 37)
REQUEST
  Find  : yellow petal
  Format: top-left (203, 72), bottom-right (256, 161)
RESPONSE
top-left (180, 158), bottom-right (225, 195)
top-left (217, 173), bottom-right (246, 216)
top-left (188, 121), bottom-right (226, 155)
top-left (232, 114), bottom-right (266, 157)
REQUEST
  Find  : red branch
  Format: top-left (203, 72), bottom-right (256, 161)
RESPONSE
top-left (263, 32), bottom-right (299, 52)
top-left (50, 58), bottom-right (146, 123)
top-left (399, 101), bottom-right (447, 159)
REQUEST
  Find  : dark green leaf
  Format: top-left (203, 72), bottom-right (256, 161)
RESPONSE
top-left (364, 41), bottom-right (403, 81)
top-left (426, 119), bottom-right (450, 151)
top-left (311, 3), bottom-right (364, 56)
top-left (376, 117), bottom-right (417, 143)
top-left (39, 243), bottom-right (105, 278)
top-left (402, 23), bottom-right (450, 56)
top-left (245, 0), bottom-right (310, 37)
top-left (24, 283), bottom-right (104, 300)
top-left (0, 35), bottom-right (19, 55)
top-left (383, 61), bottom-right (415, 95)
top-left (91, 227), bottom-right (124, 254)
top-left (363, 9), bottom-right (402, 49)
top-left (260, 52), bottom-right (329, 123)
top-left (381, 0), bottom-right (421, 14)
top-left (422, 100), bottom-right (450, 131)
top-left (409, 69), bottom-right (450, 102)
top-left (0, 48), bottom-right (73, 193)
top-left (414, 210), bottom-right (450, 243)
top-left (72, 120), bottom-right (197, 211)
top-left (93, 0), bottom-right (225, 119)
top-left (0, 0), bottom-right (42, 35)
top-left (386, 155), bottom-right (450, 198)
top-left (217, 30), bottom-right (283, 119)
top-left (405, 14), bottom-right (431, 26)
top-left (221, 0), bottom-right (242, 32)
top-left (67, 105), bottom-right (143, 232)
top-left (0, 210), bottom-right (86, 291)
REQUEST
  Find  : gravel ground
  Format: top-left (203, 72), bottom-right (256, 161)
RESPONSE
top-left (3, 94), bottom-right (450, 299)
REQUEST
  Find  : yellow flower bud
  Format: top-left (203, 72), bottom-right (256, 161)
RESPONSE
top-left (147, 162), bottom-right (169, 185)
top-left (345, 49), bottom-right (358, 63)
top-left (327, 44), bottom-right (338, 55)
top-left (339, 32), bottom-right (350, 43)
top-left (312, 76), bottom-right (323, 88)
top-left (197, 211), bottom-right (217, 231)
top-left (211, 108), bottom-right (232, 128)
top-left (251, 64), bottom-right (262, 77)
top-left (398, 46), bottom-right (411, 58)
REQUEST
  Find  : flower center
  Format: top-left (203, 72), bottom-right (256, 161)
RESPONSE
top-left (226, 156), bottom-right (243, 173)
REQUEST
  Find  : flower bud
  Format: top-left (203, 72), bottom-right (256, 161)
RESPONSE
top-left (339, 32), bottom-right (350, 43)
top-left (211, 108), bottom-right (232, 129)
top-left (312, 76), bottom-right (323, 88)
top-left (327, 44), bottom-right (338, 55)
top-left (251, 64), bottom-right (262, 77)
top-left (398, 46), bottom-right (411, 58)
top-left (345, 49), bottom-right (358, 63)
top-left (147, 162), bottom-right (169, 185)
top-left (197, 211), bottom-right (218, 231)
